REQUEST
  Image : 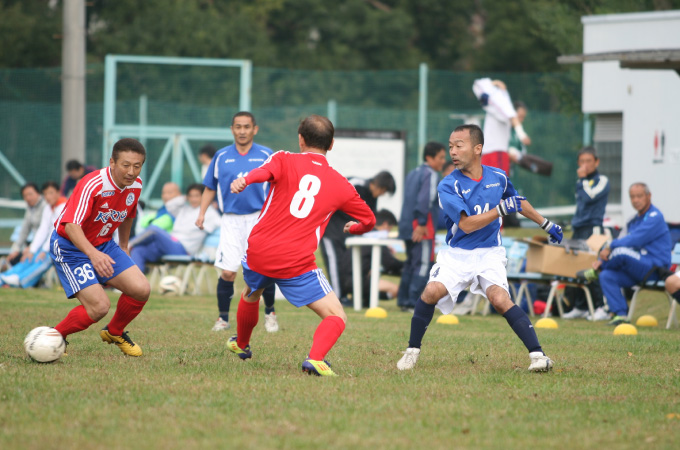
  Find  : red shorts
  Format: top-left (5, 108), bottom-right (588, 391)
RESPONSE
top-left (481, 151), bottom-right (510, 175)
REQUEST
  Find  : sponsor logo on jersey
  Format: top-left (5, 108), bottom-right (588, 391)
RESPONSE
top-left (126, 193), bottom-right (135, 206)
top-left (485, 182), bottom-right (501, 188)
top-left (462, 189), bottom-right (471, 194)
top-left (94, 209), bottom-right (128, 223)
top-left (224, 159), bottom-right (235, 164)
top-left (101, 190), bottom-right (115, 198)
top-left (101, 202), bottom-right (109, 209)
top-left (248, 158), bottom-right (264, 162)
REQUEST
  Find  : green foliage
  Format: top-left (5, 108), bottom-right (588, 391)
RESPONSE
top-left (1, 288), bottom-right (679, 448)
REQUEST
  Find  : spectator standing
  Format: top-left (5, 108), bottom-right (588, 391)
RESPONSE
top-left (396, 142), bottom-right (447, 312)
top-left (60, 159), bottom-right (96, 198)
top-left (199, 144), bottom-right (217, 179)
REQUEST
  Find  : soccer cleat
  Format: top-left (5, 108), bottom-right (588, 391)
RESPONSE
top-left (100, 326), bottom-right (142, 357)
top-left (301, 358), bottom-right (337, 377)
top-left (561, 307), bottom-right (589, 320)
top-left (608, 315), bottom-right (630, 326)
top-left (211, 317), bottom-right (230, 332)
top-left (528, 352), bottom-right (554, 372)
top-left (575, 268), bottom-right (599, 283)
top-left (227, 336), bottom-right (252, 360)
top-left (263, 312), bottom-right (279, 333)
top-left (397, 347), bottom-right (421, 370)
top-left (587, 306), bottom-right (610, 322)
top-left (62, 338), bottom-right (69, 357)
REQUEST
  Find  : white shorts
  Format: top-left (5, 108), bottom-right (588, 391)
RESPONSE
top-left (214, 212), bottom-right (260, 272)
top-left (429, 246), bottom-right (509, 315)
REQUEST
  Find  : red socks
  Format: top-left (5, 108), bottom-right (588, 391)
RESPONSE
top-left (55, 305), bottom-right (96, 338)
top-left (236, 296), bottom-right (260, 349)
top-left (309, 316), bottom-right (346, 361)
top-left (107, 294), bottom-right (146, 336)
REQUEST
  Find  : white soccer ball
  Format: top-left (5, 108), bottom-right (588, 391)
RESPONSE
top-left (24, 327), bottom-right (66, 363)
top-left (159, 275), bottom-right (182, 295)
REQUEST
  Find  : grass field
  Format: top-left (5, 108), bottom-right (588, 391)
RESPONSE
top-left (1, 286), bottom-right (679, 449)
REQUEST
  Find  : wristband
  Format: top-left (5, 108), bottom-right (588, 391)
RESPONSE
top-left (540, 219), bottom-right (552, 231)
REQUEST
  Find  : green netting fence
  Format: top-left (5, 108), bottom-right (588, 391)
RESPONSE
top-left (0, 64), bottom-right (583, 207)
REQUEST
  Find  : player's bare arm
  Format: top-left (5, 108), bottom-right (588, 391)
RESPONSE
top-left (196, 187), bottom-right (216, 230)
top-left (518, 199), bottom-right (563, 244)
top-left (457, 209), bottom-right (503, 234)
top-left (64, 223), bottom-right (116, 278)
top-left (117, 215), bottom-right (135, 254)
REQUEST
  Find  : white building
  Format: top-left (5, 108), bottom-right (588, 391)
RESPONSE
top-left (561, 10), bottom-right (680, 224)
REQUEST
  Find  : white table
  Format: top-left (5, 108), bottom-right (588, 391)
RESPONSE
top-left (344, 237), bottom-right (404, 311)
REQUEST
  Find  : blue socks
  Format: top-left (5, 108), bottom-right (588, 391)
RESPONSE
top-left (217, 278), bottom-right (234, 322)
top-left (263, 284), bottom-right (276, 314)
top-left (408, 298), bottom-right (436, 348)
top-left (503, 305), bottom-right (542, 353)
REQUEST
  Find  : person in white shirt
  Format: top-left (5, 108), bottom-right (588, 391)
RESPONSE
top-left (129, 184), bottom-right (221, 273)
top-left (1, 181), bottom-right (66, 287)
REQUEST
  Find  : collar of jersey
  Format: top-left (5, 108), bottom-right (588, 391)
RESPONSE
top-left (105, 167), bottom-right (127, 192)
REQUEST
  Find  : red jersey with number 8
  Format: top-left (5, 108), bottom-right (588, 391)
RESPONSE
top-left (55, 167), bottom-right (142, 246)
top-left (244, 151), bottom-right (375, 278)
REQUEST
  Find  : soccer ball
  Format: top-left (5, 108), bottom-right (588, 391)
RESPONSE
top-left (159, 275), bottom-right (182, 295)
top-left (24, 327), bottom-right (66, 363)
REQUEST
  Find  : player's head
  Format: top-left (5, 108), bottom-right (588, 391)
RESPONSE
top-left (186, 183), bottom-right (204, 208)
top-left (41, 181), bottom-right (61, 206)
top-left (161, 182), bottom-right (181, 203)
top-left (629, 182), bottom-right (651, 214)
top-left (577, 146), bottom-right (599, 176)
top-left (231, 112), bottom-right (258, 150)
top-left (110, 138), bottom-right (146, 187)
top-left (65, 160), bottom-right (85, 180)
top-left (21, 182), bottom-right (41, 206)
top-left (449, 124), bottom-right (484, 172)
top-left (298, 115), bottom-right (334, 151)
top-left (513, 100), bottom-right (528, 123)
top-left (423, 141), bottom-right (447, 172)
top-left (375, 209), bottom-right (397, 231)
top-left (369, 171), bottom-right (396, 198)
top-left (198, 144), bottom-right (217, 165)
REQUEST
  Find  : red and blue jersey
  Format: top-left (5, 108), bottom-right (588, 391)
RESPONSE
top-left (55, 167), bottom-right (142, 246)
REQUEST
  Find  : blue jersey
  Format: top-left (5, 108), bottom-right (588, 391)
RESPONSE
top-left (572, 170), bottom-right (609, 229)
top-left (203, 143), bottom-right (272, 214)
top-left (611, 204), bottom-right (671, 268)
top-left (438, 166), bottom-right (518, 250)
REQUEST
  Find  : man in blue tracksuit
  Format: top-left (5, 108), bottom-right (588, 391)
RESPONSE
top-left (580, 182), bottom-right (671, 325)
top-left (397, 142), bottom-right (447, 311)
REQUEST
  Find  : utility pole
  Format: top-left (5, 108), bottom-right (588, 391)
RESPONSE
top-left (61, 0), bottom-right (86, 176)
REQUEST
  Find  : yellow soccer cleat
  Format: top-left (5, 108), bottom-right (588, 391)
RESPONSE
top-left (100, 327), bottom-right (143, 357)
top-left (301, 358), bottom-right (337, 377)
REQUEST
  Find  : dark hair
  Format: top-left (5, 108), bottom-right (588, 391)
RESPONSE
top-left (65, 160), bottom-right (83, 171)
top-left (186, 183), bottom-right (204, 195)
top-left (199, 145), bottom-right (217, 158)
top-left (423, 141), bottom-right (446, 161)
top-left (112, 138), bottom-right (146, 162)
top-left (371, 171), bottom-right (396, 195)
top-left (232, 111), bottom-right (256, 126)
top-left (454, 124), bottom-right (484, 148)
top-left (21, 183), bottom-right (39, 195)
top-left (298, 115), bottom-right (334, 150)
top-left (513, 100), bottom-right (527, 111)
top-left (41, 181), bottom-right (60, 192)
top-left (577, 146), bottom-right (598, 160)
top-left (375, 209), bottom-right (397, 227)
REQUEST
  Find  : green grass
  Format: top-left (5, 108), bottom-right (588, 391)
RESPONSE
top-left (1, 287), bottom-right (679, 450)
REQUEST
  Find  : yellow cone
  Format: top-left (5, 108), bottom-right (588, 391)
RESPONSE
top-left (436, 314), bottom-right (459, 325)
top-left (535, 318), bottom-right (559, 329)
top-left (635, 315), bottom-right (658, 327)
top-left (613, 323), bottom-right (638, 335)
top-left (364, 307), bottom-right (387, 319)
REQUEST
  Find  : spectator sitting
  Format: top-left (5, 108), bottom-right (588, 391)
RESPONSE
top-left (129, 184), bottom-right (221, 273)
top-left (60, 159), bottom-right (96, 198)
top-left (665, 272), bottom-right (680, 306)
top-left (139, 182), bottom-right (182, 232)
top-left (1, 181), bottom-right (66, 287)
top-left (6, 183), bottom-right (45, 266)
top-left (577, 182), bottom-right (672, 325)
top-left (199, 144), bottom-right (217, 179)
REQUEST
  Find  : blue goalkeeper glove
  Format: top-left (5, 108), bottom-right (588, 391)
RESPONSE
top-left (541, 219), bottom-right (563, 244)
top-left (496, 196), bottom-right (526, 217)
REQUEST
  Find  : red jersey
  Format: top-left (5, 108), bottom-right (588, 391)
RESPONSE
top-left (244, 151), bottom-right (375, 278)
top-left (55, 167), bottom-right (142, 246)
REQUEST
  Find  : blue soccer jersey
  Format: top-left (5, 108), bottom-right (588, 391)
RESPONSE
top-left (438, 165), bottom-right (518, 249)
top-left (203, 143), bottom-right (273, 214)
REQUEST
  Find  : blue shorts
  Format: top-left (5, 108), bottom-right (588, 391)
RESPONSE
top-left (49, 231), bottom-right (136, 298)
top-left (242, 260), bottom-right (333, 307)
